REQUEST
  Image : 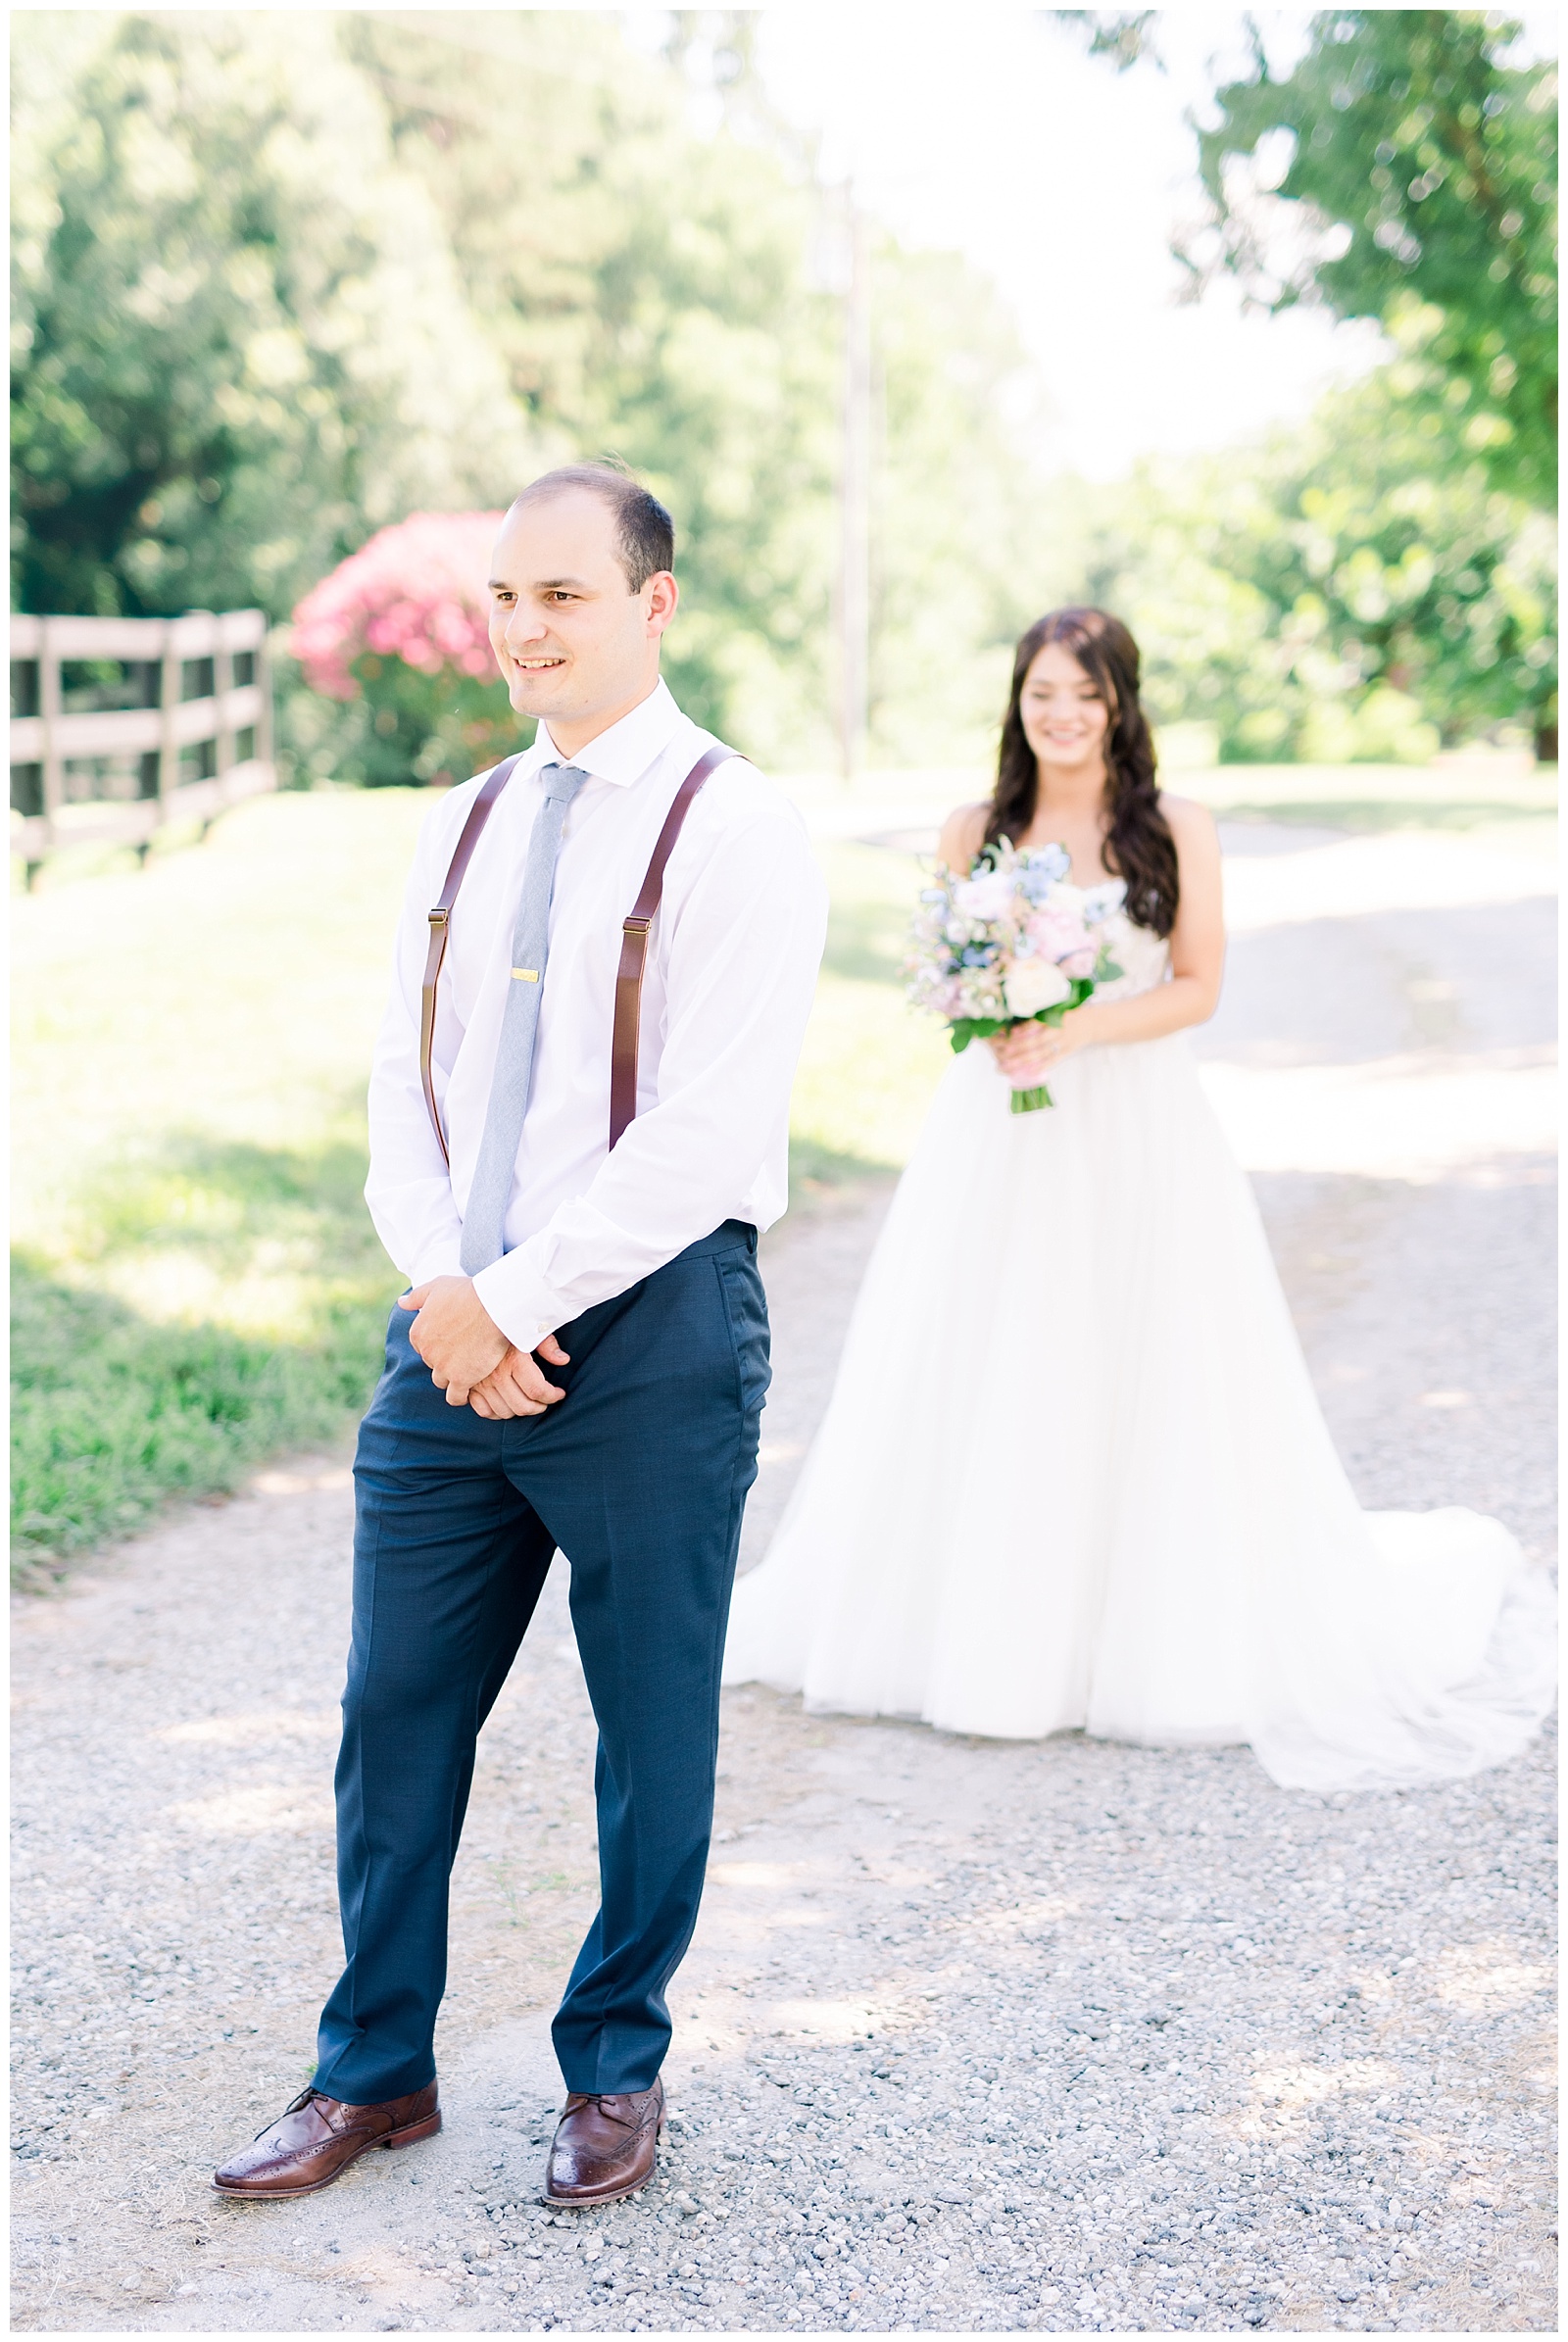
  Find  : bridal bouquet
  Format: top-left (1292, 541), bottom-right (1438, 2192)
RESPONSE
top-left (906, 841), bottom-right (1122, 1111)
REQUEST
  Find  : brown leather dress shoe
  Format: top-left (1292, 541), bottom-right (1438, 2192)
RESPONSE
top-left (544, 2078), bottom-right (664, 2206)
top-left (212, 2080), bottom-right (441, 2199)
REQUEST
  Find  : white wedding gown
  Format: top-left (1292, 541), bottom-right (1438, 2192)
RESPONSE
top-left (724, 885), bottom-right (1556, 1792)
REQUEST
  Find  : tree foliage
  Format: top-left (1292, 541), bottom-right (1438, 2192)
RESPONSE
top-left (10, 12), bottom-right (533, 622)
top-left (1060, 10), bottom-right (1557, 506)
top-left (1186, 11), bottom-right (1557, 506)
top-left (12, 10), bottom-right (1556, 775)
top-left (1038, 363), bottom-right (1556, 760)
top-left (342, 9), bottom-right (842, 756)
top-left (12, 8), bottom-right (1041, 773)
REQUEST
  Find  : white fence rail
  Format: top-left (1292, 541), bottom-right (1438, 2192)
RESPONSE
top-left (10, 608), bottom-right (273, 877)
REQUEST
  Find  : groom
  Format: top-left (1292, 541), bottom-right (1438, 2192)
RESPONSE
top-left (213, 465), bottom-right (826, 2206)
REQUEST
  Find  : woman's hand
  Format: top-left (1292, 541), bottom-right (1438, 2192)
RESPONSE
top-left (989, 1006), bottom-right (1095, 1086)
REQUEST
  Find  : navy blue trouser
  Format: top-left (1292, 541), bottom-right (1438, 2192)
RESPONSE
top-left (313, 1222), bottom-right (768, 2104)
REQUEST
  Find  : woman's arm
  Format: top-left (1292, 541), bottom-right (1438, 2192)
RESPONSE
top-left (936, 801), bottom-right (990, 871)
top-left (992, 797), bottom-right (1224, 1081)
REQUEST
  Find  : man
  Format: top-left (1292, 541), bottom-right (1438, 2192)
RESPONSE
top-left (214, 465), bottom-right (827, 2206)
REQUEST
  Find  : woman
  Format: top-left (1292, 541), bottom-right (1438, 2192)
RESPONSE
top-left (724, 610), bottom-right (1554, 1792)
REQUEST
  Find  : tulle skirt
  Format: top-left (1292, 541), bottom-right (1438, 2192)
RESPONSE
top-left (723, 1036), bottom-right (1555, 1791)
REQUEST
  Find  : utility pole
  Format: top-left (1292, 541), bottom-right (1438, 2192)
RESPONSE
top-left (838, 198), bottom-right (871, 784)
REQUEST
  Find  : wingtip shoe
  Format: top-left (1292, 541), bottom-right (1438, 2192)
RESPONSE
top-left (212, 2080), bottom-right (441, 2199)
top-left (544, 2078), bottom-right (664, 2206)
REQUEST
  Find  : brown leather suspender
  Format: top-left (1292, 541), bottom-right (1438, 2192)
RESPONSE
top-left (418, 752), bottom-right (525, 1166)
top-left (609, 742), bottom-right (731, 1150)
top-left (417, 742), bottom-right (733, 1165)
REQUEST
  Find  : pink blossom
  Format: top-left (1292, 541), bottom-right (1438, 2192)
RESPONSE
top-left (1060, 947), bottom-right (1098, 979)
top-left (290, 512), bottom-right (505, 699)
top-left (1027, 906), bottom-right (1093, 962)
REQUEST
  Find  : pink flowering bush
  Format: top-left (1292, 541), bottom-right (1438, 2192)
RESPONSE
top-left (288, 512), bottom-right (518, 786)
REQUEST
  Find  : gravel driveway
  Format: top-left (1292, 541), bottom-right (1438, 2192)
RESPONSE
top-left (11, 823), bottom-right (1556, 2334)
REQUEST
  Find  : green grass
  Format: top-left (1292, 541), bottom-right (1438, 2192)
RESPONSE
top-left (11, 791), bottom-right (424, 1581)
top-left (11, 1245), bottom-right (385, 1589)
top-left (10, 1126), bottom-right (400, 1583)
top-left (788, 839), bottom-right (951, 1185)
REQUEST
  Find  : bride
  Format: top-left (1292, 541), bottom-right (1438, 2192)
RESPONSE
top-left (724, 608), bottom-right (1555, 1792)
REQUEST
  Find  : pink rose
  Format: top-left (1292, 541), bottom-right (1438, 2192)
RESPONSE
top-left (1027, 907), bottom-right (1092, 962)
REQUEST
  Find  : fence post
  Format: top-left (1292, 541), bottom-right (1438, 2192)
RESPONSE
top-left (157, 620), bottom-right (180, 854)
top-left (213, 621), bottom-right (234, 828)
top-left (38, 617), bottom-right (63, 846)
top-left (256, 625), bottom-right (274, 773)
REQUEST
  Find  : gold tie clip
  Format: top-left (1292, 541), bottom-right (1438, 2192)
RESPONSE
top-left (511, 967), bottom-right (540, 982)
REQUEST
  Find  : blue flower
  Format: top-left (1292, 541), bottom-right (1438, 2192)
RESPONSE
top-left (1020, 844), bottom-right (1072, 901)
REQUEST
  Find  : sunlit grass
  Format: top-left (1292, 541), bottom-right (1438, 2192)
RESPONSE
top-left (9, 792), bottom-right (950, 1575)
top-left (11, 791), bottom-right (422, 1577)
top-left (1182, 759), bottom-right (1558, 836)
top-left (791, 839), bottom-right (951, 1182)
top-left (11, 1249), bottom-right (385, 1584)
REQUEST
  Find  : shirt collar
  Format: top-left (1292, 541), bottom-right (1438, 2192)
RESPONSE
top-left (532, 676), bottom-right (683, 789)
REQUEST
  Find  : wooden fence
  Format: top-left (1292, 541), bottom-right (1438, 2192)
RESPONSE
top-left (10, 608), bottom-right (273, 880)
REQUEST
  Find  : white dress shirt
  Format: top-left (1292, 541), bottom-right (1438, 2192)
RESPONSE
top-left (365, 678), bottom-right (828, 1354)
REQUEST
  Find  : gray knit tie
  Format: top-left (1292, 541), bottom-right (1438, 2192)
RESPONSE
top-left (460, 761), bottom-right (588, 1275)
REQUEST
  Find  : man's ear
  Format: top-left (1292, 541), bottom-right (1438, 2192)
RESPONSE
top-left (646, 571), bottom-right (679, 636)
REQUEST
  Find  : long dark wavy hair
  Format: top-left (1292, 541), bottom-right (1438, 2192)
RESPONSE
top-left (984, 608), bottom-right (1179, 935)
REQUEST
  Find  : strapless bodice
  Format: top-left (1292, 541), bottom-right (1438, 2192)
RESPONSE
top-left (1095, 907), bottom-right (1171, 1001)
top-left (1053, 876), bottom-right (1170, 1002)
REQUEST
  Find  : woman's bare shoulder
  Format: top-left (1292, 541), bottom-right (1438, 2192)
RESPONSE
top-left (1158, 792), bottom-right (1219, 853)
top-left (936, 800), bottom-right (991, 867)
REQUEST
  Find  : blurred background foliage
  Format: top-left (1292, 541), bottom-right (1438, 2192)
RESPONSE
top-left (11, 7), bottom-right (1557, 775)
top-left (1069, 5), bottom-right (1557, 756)
top-left (1187, 6), bottom-right (1558, 507)
top-left (1041, 362), bottom-right (1557, 763)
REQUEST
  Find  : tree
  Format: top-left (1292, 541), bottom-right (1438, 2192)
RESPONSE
top-left (341, 8), bottom-right (842, 762)
top-left (1054, 10), bottom-right (1557, 756)
top-left (11, 11), bottom-right (535, 620)
top-left (1229, 366), bottom-right (1557, 756)
top-left (1062, 12), bottom-right (1557, 504)
top-left (13, 10), bottom-right (1051, 774)
top-left (344, 9), bottom-right (1045, 769)
top-left (868, 246), bottom-right (1048, 763)
top-left (1037, 364), bottom-right (1556, 760)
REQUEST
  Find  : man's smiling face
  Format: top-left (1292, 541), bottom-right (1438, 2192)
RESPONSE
top-left (486, 486), bottom-right (675, 753)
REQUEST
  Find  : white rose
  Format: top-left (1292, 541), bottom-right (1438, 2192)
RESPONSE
top-left (1004, 958), bottom-right (1071, 1018)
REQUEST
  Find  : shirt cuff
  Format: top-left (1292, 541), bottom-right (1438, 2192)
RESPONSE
top-left (471, 1249), bottom-right (561, 1357)
top-left (408, 1241), bottom-right (465, 1289)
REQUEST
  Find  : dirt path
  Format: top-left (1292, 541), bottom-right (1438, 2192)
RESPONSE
top-left (11, 826), bottom-right (1556, 2335)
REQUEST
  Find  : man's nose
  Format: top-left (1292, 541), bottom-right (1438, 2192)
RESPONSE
top-left (503, 603), bottom-right (550, 648)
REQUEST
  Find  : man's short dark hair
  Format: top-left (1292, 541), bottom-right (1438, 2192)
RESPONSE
top-left (513, 464), bottom-right (674, 592)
